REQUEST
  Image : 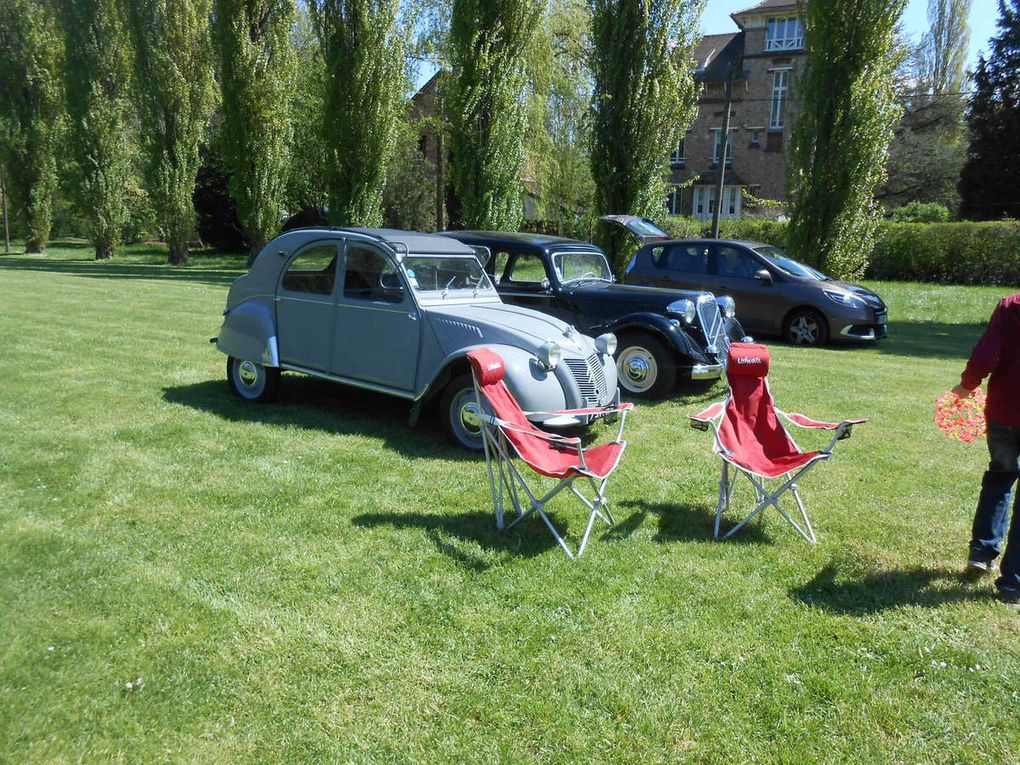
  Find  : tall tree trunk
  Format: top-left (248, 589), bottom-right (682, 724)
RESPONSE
top-left (95, 244), bottom-right (114, 260)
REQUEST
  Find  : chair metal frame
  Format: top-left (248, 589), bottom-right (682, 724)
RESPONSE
top-left (690, 399), bottom-right (864, 544)
top-left (472, 375), bottom-right (632, 559)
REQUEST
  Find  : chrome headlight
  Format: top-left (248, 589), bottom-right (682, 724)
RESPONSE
top-left (716, 295), bottom-right (736, 318)
top-left (537, 341), bottom-right (562, 371)
top-left (595, 333), bottom-right (617, 356)
top-left (823, 289), bottom-right (865, 310)
top-left (667, 299), bottom-right (696, 324)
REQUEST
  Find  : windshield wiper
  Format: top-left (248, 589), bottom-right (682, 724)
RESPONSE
top-left (441, 276), bottom-right (458, 299)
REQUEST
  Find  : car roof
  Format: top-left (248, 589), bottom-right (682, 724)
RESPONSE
top-left (442, 230), bottom-right (603, 251)
top-left (652, 238), bottom-right (771, 249)
top-left (282, 226), bottom-right (478, 255)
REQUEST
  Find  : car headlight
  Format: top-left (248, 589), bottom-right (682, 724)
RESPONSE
top-left (823, 289), bottom-right (865, 310)
top-left (667, 299), bottom-right (696, 324)
top-left (537, 341), bottom-right (562, 371)
top-left (595, 333), bottom-right (617, 356)
top-left (716, 295), bottom-right (736, 318)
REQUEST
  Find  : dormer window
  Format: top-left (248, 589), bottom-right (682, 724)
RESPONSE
top-left (765, 16), bottom-right (803, 51)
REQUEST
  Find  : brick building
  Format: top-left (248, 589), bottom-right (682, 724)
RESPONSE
top-left (666, 0), bottom-right (805, 220)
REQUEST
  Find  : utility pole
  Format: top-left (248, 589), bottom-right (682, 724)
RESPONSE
top-left (711, 60), bottom-right (735, 239)
top-left (0, 165), bottom-right (9, 253)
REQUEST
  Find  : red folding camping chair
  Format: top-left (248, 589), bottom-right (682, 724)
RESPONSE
top-left (689, 343), bottom-right (866, 543)
top-left (467, 348), bottom-right (633, 558)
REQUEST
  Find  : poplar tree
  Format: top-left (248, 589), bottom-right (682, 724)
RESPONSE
top-left (58, 0), bottom-right (132, 260)
top-left (447, 0), bottom-right (542, 231)
top-left (588, 0), bottom-right (703, 272)
top-left (0, 0), bottom-right (61, 252)
top-left (787, 0), bottom-right (906, 279)
top-left (311, 0), bottom-right (405, 226)
top-left (214, 0), bottom-right (296, 255)
top-left (126, 0), bottom-right (215, 265)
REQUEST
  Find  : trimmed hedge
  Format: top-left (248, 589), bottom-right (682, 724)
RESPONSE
top-left (660, 216), bottom-right (1020, 285)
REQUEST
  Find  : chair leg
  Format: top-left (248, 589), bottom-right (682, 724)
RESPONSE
top-left (714, 461), bottom-right (730, 540)
top-left (720, 466), bottom-right (822, 544)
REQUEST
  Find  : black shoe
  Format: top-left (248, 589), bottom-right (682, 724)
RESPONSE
top-left (996, 589), bottom-right (1020, 609)
top-left (967, 557), bottom-right (998, 574)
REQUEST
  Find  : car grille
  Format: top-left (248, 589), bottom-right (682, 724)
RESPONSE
top-left (563, 353), bottom-right (608, 407)
top-left (696, 295), bottom-right (730, 362)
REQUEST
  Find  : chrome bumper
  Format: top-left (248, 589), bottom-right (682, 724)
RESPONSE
top-left (691, 363), bottom-right (724, 380)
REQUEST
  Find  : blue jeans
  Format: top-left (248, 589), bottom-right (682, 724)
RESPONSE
top-left (969, 422), bottom-right (1020, 592)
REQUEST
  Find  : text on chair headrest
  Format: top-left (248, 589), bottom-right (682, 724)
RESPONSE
top-left (727, 342), bottom-right (771, 378)
top-left (467, 348), bottom-right (506, 385)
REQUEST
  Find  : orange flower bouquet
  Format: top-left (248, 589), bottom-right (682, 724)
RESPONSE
top-left (934, 389), bottom-right (987, 443)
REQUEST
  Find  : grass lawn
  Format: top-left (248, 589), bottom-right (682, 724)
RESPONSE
top-left (2, 240), bottom-right (1019, 763)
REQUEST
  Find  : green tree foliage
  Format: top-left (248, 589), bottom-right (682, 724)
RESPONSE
top-left (58, 0), bottom-right (132, 259)
top-left (959, 0), bottom-right (1020, 220)
top-left (880, 0), bottom-right (970, 212)
top-left (588, 0), bottom-right (703, 273)
top-left (285, 6), bottom-right (329, 215)
top-left (787, 0), bottom-right (906, 279)
top-left (214, 0), bottom-right (296, 254)
top-left (382, 119), bottom-right (436, 231)
top-left (311, 0), bottom-right (406, 227)
top-left (447, 0), bottom-right (542, 230)
top-left (0, 0), bottom-right (62, 252)
top-left (126, 0), bottom-right (215, 265)
top-left (528, 0), bottom-right (595, 235)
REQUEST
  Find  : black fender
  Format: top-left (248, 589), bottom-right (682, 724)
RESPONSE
top-left (605, 312), bottom-right (711, 366)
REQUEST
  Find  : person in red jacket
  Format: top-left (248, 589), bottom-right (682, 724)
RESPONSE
top-left (953, 292), bottom-right (1020, 607)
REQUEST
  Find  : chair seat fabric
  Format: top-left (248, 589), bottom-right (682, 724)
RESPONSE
top-left (725, 448), bottom-right (824, 479)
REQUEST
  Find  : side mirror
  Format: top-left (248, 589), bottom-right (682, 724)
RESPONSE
top-left (541, 277), bottom-right (552, 292)
top-left (754, 269), bottom-right (773, 285)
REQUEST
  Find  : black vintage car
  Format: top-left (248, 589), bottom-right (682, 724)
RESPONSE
top-left (440, 231), bottom-right (746, 398)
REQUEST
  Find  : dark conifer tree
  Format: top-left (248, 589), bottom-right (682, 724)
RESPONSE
top-left (959, 0), bottom-right (1020, 220)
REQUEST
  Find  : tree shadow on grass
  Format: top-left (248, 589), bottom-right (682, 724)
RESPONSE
top-left (162, 375), bottom-right (477, 462)
top-left (352, 510), bottom-right (559, 570)
top-left (870, 321), bottom-right (985, 361)
top-left (611, 499), bottom-right (771, 545)
top-left (0, 253), bottom-right (243, 288)
top-left (790, 560), bottom-right (988, 615)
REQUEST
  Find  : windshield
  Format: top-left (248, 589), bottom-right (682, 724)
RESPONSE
top-left (553, 251), bottom-right (613, 283)
top-left (403, 255), bottom-right (494, 295)
top-left (626, 218), bottom-right (669, 237)
top-left (755, 245), bottom-right (828, 280)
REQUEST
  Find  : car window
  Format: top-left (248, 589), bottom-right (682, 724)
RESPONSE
top-left (627, 218), bottom-right (669, 238)
top-left (554, 251), bottom-right (612, 283)
top-left (507, 254), bottom-right (549, 284)
top-left (755, 245), bottom-right (827, 280)
top-left (342, 243), bottom-right (402, 303)
top-left (490, 250), bottom-right (510, 283)
top-left (714, 245), bottom-right (759, 279)
top-left (657, 244), bottom-right (709, 274)
top-left (281, 243), bottom-right (338, 295)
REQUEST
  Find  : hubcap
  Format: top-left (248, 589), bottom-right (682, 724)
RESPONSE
top-left (237, 360), bottom-right (260, 388)
top-left (452, 389), bottom-right (482, 438)
top-left (791, 316), bottom-right (819, 345)
top-left (617, 346), bottom-right (657, 392)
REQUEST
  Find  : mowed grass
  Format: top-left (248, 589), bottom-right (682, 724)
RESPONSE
top-left (2, 241), bottom-right (1019, 763)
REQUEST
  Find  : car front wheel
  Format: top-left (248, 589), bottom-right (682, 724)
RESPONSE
top-left (440, 374), bottom-right (485, 451)
top-left (227, 356), bottom-right (281, 403)
top-left (784, 309), bottom-right (829, 347)
top-left (615, 333), bottom-right (676, 398)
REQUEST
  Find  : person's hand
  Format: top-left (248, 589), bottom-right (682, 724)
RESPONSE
top-left (952, 384), bottom-right (974, 398)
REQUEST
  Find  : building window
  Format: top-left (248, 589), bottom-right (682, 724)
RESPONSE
top-left (712, 129), bottom-right (736, 165)
top-left (664, 186), bottom-right (683, 215)
top-left (770, 70), bottom-right (789, 129)
top-left (692, 186), bottom-right (743, 221)
top-left (669, 139), bottom-right (686, 166)
top-left (765, 16), bottom-right (803, 51)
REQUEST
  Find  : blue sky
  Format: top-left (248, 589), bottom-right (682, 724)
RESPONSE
top-left (703, 0), bottom-right (1000, 71)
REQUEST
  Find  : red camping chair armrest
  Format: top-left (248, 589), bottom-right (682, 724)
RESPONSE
top-left (487, 416), bottom-right (582, 446)
top-left (523, 402), bottom-right (634, 444)
top-left (689, 401), bottom-right (725, 431)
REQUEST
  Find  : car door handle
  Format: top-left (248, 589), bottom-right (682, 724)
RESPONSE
top-left (408, 312), bottom-right (417, 321)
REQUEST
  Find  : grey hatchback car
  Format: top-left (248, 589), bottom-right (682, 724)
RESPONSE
top-left (624, 239), bottom-right (888, 347)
